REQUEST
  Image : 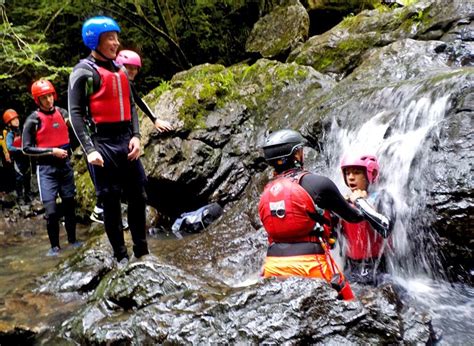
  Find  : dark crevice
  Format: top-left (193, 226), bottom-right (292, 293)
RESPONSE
top-left (308, 9), bottom-right (350, 36)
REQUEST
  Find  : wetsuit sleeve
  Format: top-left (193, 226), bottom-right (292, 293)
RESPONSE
top-left (68, 62), bottom-right (97, 155)
top-left (22, 112), bottom-right (53, 156)
top-left (372, 189), bottom-right (396, 235)
top-left (131, 84), bottom-right (157, 124)
top-left (6, 131), bottom-right (20, 152)
top-left (300, 173), bottom-right (364, 223)
top-left (130, 84), bottom-right (141, 139)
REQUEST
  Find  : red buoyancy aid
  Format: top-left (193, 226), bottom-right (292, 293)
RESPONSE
top-left (12, 133), bottom-right (22, 148)
top-left (258, 170), bottom-right (331, 244)
top-left (35, 108), bottom-right (70, 148)
top-left (341, 219), bottom-right (384, 260)
top-left (87, 61), bottom-right (131, 124)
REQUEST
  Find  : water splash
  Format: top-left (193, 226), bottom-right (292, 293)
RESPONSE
top-left (321, 83), bottom-right (451, 279)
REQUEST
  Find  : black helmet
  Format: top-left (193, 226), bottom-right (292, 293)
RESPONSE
top-left (262, 129), bottom-right (305, 161)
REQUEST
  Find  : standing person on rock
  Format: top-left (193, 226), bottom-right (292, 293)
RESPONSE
top-left (3, 109), bottom-right (32, 204)
top-left (68, 16), bottom-right (149, 266)
top-left (22, 80), bottom-right (81, 256)
top-left (115, 49), bottom-right (173, 133)
top-left (258, 129), bottom-right (391, 300)
top-left (340, 154), bottom-right (395, 285)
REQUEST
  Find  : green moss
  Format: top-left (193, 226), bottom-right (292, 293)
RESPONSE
top-left (173, 68), bottom-right (240, 130)
top-left (153, 80), bottom-right (172, 98)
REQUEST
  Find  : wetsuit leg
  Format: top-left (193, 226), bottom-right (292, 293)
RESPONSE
top-left (124, 159), bottom-right (149, 258)
top-left (57, 160), bottom-right (76, 243)
top-left (102, 192), bottom-right (128, 260)
top-left (44, 200), bottom-right (60, 248)
top-left (62, 197), bottom-right (76, 243)
top-left (127, 188), bottom-right (149, 258)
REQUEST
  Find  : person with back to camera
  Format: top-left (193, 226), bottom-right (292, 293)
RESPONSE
top-left (22, 80), bottom-right (81, 256)
top-left (68, 16), bottom-right (149, 266)
top-left (258, 129), bottom-right (391, 300)
top-left (340, 154), bottom-right (395, 285)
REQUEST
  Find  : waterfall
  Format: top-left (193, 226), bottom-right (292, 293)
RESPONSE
top-left (318, 82), bottom-right (452, 280)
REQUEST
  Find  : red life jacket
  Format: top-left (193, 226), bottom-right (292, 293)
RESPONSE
top-left (342, 218), bottom-right (384, 260)
top-left (258, 170), bottom-right (331, 244)
top-left (12, 132), bottom-right (22, 148)
top-left (35, 108), bottom-right (70, 148)
top-left (85, 60), bottom-right (131, 124)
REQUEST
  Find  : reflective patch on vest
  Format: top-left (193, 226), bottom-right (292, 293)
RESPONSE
top-left (269, 200), bottom-right (285, 218)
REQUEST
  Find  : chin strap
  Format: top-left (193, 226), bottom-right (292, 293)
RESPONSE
top-left (94, 48), bottom-right (114, 62)
top-left (354, 198), bottom-right (391, 238)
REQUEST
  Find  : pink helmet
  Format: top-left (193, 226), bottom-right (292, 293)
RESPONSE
top-left (340, 154), bottom-right (379, 185)
top-left (116, 50), bottom-right (142, 67)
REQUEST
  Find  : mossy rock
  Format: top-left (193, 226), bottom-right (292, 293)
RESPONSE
top-left (287, 1), bottom-right (463, 76)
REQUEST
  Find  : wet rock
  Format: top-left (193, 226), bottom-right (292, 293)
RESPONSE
top-left (36, 237), bottom-right (115, 294)
top-left (57, 272), bottom-right (433, 344)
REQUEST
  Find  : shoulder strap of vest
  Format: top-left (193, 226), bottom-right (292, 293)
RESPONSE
top-left (80, 59), bottom-right (99, 98)
top-left (278, 169), bottom-right (331, 227)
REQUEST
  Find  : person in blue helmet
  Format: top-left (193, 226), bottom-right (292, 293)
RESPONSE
top-left (68, 16), bottom-right (149, 265)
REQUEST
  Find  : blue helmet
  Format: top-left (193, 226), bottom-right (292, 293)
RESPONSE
top-left (82, 16), bottom-right (121, 50)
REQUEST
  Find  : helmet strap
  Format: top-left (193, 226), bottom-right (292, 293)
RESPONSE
top-left (93, 48), bottom-right (114, 61)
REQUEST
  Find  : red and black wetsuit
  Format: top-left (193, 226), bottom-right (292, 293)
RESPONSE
top-left (22, 106), bottom-right (77, 248)
top-left (342, 190), bottom-right (395, 285)
top-left (68, 55), bottom-right (148, 261)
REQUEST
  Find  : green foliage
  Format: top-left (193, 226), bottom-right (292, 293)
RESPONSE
top-left (1, 0), bottom-right (264, 119)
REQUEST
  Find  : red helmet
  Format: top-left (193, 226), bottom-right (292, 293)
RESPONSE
top-left (3, 109), bottom-right (19, 124)
top-left (31, 80), bottom-right (57, 105)
top-left (340, 154), bottom-right (379, 185)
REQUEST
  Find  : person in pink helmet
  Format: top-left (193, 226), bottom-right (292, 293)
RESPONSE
top-left (116, 50), bottom-right (173, 133)
top-left (340, 154), bottom-right (395, 285)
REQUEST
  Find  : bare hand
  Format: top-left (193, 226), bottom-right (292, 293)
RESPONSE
top-left (154, 119), bottom-right (173, 133)
top-left (128, 137), bottom-right (141, 160)
top-left (87, 150), bottom-right (104, 167)
top-left (349, 189), bottom-right (368, 203)
top-left (52, 148), bottom-right (69, 159)
top-left (5, 153), bottom-right (11, 163)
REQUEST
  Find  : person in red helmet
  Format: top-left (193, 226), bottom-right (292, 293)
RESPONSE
top-left (258, 129), bottom-right (391, 300)
top-left (68, 16), bottom-right (149, 265)
top-left (116, 50), bottom-right (173, 133)
top-left (340, 154), bottom-right (395, 285)
top-left (3, 109), bottom-right (32, 204)
top-left (22, 80), bottom-right (81, 256)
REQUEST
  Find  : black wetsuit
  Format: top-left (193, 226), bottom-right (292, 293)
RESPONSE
top-left (130, 82), bottom-right (157, 124)
top-left (22, 107), bottom-right (76, 248)
top-left (68, 55), bottom-right (149, 261)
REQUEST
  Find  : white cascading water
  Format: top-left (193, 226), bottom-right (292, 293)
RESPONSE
top-left (317, 84), bottom-right (474, 343)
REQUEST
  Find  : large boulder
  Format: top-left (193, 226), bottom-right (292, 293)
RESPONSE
top-left (245, 0), bottom-right (310, 59)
